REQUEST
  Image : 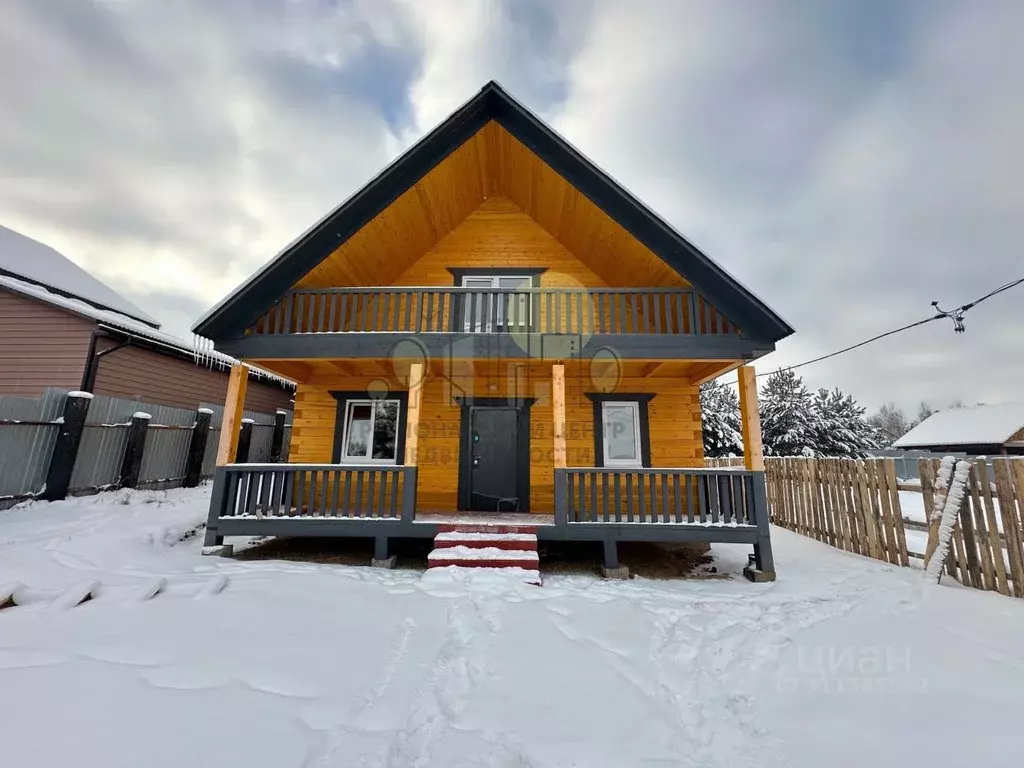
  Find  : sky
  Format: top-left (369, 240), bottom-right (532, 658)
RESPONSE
top-left (1, 0), bottom-right (1022, 414)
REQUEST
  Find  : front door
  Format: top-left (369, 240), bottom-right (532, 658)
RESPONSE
top-left (462, 405), bottom-right (524, 512)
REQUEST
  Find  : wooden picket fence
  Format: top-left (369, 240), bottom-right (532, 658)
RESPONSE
top-left (918, 458), bottom-right (1024, 598)
top-left (706, 455), bottom-right (1024, 598)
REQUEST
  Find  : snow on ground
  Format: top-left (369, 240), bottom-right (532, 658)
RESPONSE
top-left (1, 488), bottom-right (1022, 768)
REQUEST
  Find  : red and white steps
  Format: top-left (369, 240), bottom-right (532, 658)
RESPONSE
top-left (427, 524), bottom-right (540, 583)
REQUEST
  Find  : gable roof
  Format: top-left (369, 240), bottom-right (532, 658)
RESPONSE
top-left (893, 403), bottom-right (1024, 448)
top-left (194, 81), bottom-right (794, 343)
top-left (0, 224), bottom-right (160, 328)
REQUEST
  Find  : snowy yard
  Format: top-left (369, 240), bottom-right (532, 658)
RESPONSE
top-left (1, 488), bottom-right (1022, 767)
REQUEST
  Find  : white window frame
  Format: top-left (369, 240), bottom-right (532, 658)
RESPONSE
top-left (460, 275), bottom-right (533, 331)
top-left (339, 399), bottom-right (401, 465)
top-left (601, 401), bottom-right (643, 468)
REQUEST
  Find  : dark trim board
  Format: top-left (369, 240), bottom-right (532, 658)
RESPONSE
top-left (585, 393), bottom-right (655, 468)
top-left (330, 390), bottom-right (409, 465)
top-left (216, 332), bottom-right (775, 362)
top-left (454, 396), bottom-right (535, 513)
top-left (193, 82), bottom-right (794, 344)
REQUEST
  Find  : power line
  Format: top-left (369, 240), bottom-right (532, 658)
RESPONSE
top-left (757, 275), bottom-right (1024, 378)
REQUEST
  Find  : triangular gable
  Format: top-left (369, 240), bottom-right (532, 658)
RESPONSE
top-left (194, 82), bottom-right (793, 342)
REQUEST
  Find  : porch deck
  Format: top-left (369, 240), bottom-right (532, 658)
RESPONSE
top-left (203, 463), bottom-right (775, 578)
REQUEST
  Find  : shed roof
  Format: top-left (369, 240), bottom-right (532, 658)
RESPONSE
top-left (0, 224), bottom-right (160, 328)
top-left (892, 403), bottom-right (1024, 448)
top-left (0, 275), bottom-right (293, 389)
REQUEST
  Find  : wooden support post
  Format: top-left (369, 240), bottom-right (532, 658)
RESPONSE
top-left (183, 408), bottom-right (213, 487)
top-left (118, 412), bottom-right (151, 488)
top-left (269, 409), bottom-right (288, 462)
top-left (215, 363), bottom-right (249, 466)
top-left (737, 365), bottom-right (764, 471)
top-left (552, 363), bottom-right (567, 469)
top-left (404, 362), bottom-right (424, 466)
top-left (42, 391), bottom-right (93, 501)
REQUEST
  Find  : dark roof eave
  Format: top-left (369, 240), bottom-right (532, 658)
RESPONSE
top-left (194, 82), bottom-right (794, 344)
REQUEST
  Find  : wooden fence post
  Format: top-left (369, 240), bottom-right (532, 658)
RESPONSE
top-left (236, 418), bottom-right (254, 463)
top-left (42, 391), bottom-right (93, 501)
top-left (183, 408), bottom-right (213, 487)
top-left (119, 412), bottom-right (151, 488)
top-left (270, 409), bottom-right (288, 463)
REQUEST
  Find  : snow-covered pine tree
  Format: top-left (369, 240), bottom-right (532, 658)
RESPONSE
top-left (811, 387), bottom-right (883, 458)
top-left (758, 370), bottom-right (817, 456)
top-left (699, 380), bottom-right (743, 457)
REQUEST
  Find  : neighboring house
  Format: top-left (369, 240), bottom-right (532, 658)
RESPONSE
top-left (194, 81), bottom-right (794, 580)
top-left (0, 224), bottom-right (293, 412)
top-left (893, 403), bottom-right (1024, 456)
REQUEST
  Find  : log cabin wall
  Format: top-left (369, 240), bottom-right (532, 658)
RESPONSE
top-left (288, 361), bottom-right (703, 513)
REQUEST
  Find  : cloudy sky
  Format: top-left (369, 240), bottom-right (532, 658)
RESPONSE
top-left (2, 0), bottom-right (1021, 413)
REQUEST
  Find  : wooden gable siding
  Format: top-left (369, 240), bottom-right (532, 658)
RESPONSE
top-left (92, 340), bottom-right (292, 414)
top-left (0, 287), bottom-right (93, 395)
top-left (251, 196), bottom-right (736, 336)
top-left (1009, 426), bottom-right (1024, 443)
top-left (296, 122), bottom-right (690, 291)
top-left (288, 361), bottom-right (703, 513)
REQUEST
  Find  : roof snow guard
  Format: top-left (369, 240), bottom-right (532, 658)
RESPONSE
top-left (193, 81), bottom-right (794, 344)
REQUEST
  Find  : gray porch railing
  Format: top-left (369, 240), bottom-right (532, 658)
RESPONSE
top-left (554, 467), bottom-right (763, 526)
top-left (209, 463), bottom-right (417, 521)
top-left (251, 287), bottom-right (735, 337)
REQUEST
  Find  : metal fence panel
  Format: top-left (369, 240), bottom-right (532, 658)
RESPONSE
top-left (138, 404), bottom-right (196, 484)
top-left (0, 389), bottom-right (65, 498)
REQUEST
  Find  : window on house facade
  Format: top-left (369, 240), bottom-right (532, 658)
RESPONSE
top-left (339, 399), bottom-right (401, 464)
top-left (601, 401), bottom-right (643, 467)
top-left (460, 275), bottom-right (532, 331)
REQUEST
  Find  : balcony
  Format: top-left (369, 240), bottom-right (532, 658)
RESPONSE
top-left (214, 286), bottom-right (775, 361)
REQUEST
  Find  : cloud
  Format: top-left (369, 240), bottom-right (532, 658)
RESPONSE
top-left (1, 0), bottom-right (1021, 414)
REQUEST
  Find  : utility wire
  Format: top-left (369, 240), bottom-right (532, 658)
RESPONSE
top-left (757, 275), bottom-right (1024, 378)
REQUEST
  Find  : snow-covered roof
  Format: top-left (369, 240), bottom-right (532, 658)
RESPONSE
top-left (893, 403), bottom-right (1024, 448)
top-left (0, 224), bottom-right (160, 328)
top-left (0, 274), bottom-right (294, 389)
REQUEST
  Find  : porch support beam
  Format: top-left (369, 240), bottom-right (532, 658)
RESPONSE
top-left (404, 362), bottom-right (425, 466)
top-left (552, 363), bottom-right (567, 469)
top-left (737, 364), bottom-right (764, 471)
top-left (215, 363), bottom-right (248, 465)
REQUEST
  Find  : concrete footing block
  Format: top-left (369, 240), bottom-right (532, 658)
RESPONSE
top-left (601, 565), bottom-right (630, 580)
top-left (201, 544), bottom-right (233, 557)
top-left (372, 555), bottom-right (397, 569)
top-left (743, 565), bottom-right (776, 583)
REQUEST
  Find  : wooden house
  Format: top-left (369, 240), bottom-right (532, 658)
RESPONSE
top-left (193, 82), bottom-right (793, 580)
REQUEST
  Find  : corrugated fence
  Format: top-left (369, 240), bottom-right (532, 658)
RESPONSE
top-left (0, 388), bottom-right (292, 506)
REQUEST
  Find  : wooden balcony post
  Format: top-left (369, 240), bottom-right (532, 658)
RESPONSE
top-left (552, 363), bottom-right (567, 469)
top-left (215, 363), bottom-right (249, 465)
top-left (403, 362), bottom-right (425, 466)
top-left (737, 365), bottom-right (764, 471)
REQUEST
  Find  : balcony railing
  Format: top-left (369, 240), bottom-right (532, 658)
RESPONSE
top-left (250, 287), bottom-right (736, 337)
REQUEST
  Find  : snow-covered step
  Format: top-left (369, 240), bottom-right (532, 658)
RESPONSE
top-left (428, 545), bottom-right (540, 570)
top-left (436, 523), bottom-right (538, 535)
top-left (434, 531), bottom-right (538, 550)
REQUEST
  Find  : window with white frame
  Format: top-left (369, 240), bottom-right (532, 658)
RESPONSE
top-left (460, 275), bottom-right (532, 331)
top-left (601, 401), bottom-right (642, 467)
top-left (339, 399), bottom-right (401, 464)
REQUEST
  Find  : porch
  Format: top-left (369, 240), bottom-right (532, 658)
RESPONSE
top-left (203, 355), bottom-right (773, 579)
top-left (203, 462), bottom-right (773, 575)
